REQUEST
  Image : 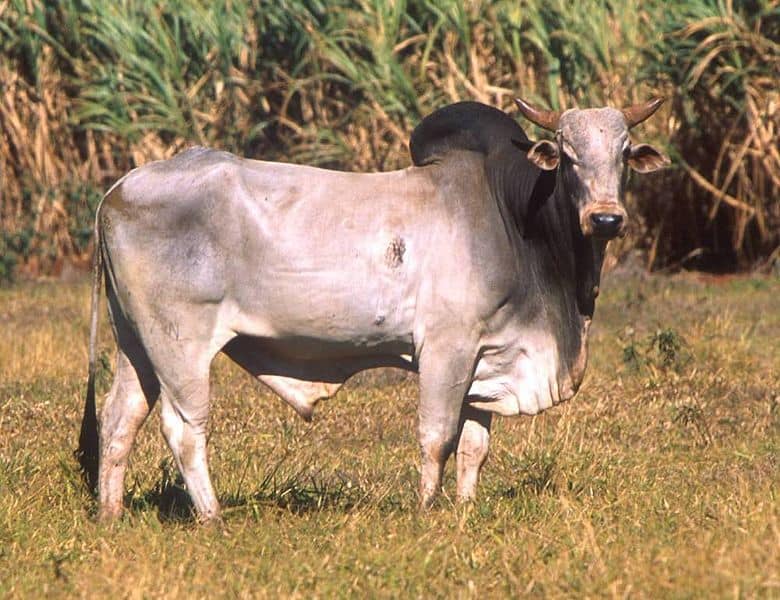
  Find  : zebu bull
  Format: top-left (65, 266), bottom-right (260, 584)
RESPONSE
top-left (78, 98), bottom-right (668, 522)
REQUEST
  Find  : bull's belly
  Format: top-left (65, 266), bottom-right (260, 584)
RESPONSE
top-left (238, 333), bottom-right (414, 363)
top-left (221, 334), bottom-right (415, 421)
top-left (222, 215), bottom-right (422, 358)
top-left (223, 334), bottom-right (415, 380)
top-left (221, 280), bottom-right (417, 361)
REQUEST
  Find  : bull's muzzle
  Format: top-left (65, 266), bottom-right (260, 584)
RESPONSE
top-left (580, 205), bottom-right (628, 239)
top-left (590, 213), bottom-right (623, 238)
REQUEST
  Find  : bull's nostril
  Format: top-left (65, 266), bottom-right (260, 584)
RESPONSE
top-left (589, 213), bottom-right (624, 238)
top-left (590, 213), bottom-right (623, 228)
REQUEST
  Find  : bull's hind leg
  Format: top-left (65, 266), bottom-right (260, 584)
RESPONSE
top-left (98, 348), bottom-right (160, 521)
top-left (98, 291), bottom-right (161, 522)
top-left (122, 298), bottom-right (229, 523)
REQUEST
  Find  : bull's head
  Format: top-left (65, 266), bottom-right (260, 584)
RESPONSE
top-left (515, 97), bottom-right (669, 239)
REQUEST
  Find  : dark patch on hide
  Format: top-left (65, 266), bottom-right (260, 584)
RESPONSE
top-left (409, 101), bottom-right (603, 376)
top-left (409, 101), bottom-right (554, 235)
top-left (385, 236), bottom-right (405, 268)
top-left (410, 101), bottom-right (529, 166)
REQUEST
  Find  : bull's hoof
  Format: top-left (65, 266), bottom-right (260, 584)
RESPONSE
top-left (455, 493), bottom-right (476, 504)
top-left (96, 506), bottom-right (124, 524)
top-left (198, 513), bottom-right (227, 533)
top-left (419, 491), bottom-right (439, 511)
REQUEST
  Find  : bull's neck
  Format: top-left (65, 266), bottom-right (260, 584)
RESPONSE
top-left (533, 173), bottom-right (606, 321)
top-left (570, 229), bottom-right (606, 320)
top-left (490, 156), bottom-right (606, 325)
top-left (504, 170), bottom-right (607, 381)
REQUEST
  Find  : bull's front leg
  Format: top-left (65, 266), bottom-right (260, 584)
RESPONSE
top-left (455, 404), bottom-right (492, 501)
top-left (417, 343), bottom-right (477, 509)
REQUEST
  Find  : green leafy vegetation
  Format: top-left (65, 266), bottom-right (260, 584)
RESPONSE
top-left (0, 273), bottom-right (778, 596)
top-left (0, 1), bottom-right (778, 281)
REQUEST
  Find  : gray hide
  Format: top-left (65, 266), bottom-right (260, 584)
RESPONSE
top-left (80, 100), bottom-right (667, 522)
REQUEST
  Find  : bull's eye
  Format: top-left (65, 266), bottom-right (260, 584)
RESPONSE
top-left (622, 145), bottom-right (631, 161)
top-left (565, 150), bottom-right (582, 169)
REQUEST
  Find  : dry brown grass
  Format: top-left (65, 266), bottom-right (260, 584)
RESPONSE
top-left (1, 273), bottom-right (778, 597)
top-left (647, 1), bottom-right (780, 269)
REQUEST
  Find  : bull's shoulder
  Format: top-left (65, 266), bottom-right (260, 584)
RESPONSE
top-left (415, 150), bottom-right (490, 212)
top-left (413, 148), bottom-right (485, 184)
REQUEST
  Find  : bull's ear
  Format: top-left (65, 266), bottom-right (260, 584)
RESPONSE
top-left (526, 139), bottom-right (559, 170)
top-left (627, 143), bottom-right (670, 173)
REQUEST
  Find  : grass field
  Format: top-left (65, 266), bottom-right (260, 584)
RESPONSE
top-left (0, 272), bottom-right (778, 597)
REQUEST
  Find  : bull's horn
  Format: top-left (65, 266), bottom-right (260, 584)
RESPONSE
top-left (622, 97), bottom-right (665, 129)
top-left (514, 98), bottom-right (561, 132)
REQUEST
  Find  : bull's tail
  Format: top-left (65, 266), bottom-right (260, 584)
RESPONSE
top-left (77, 207), bottom-right (102, 495)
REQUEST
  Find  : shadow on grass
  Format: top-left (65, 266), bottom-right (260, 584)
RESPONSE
top-left (221, 468), bottom-right (365, 516)
top-left (127, 460), bottom-right (196, 523)
top-left (126, 459), bottom-right (376, 523)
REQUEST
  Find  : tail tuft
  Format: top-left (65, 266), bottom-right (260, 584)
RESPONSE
top-left (77, 372), bottom-right (99, 495)
top-left (76, 207), bottom-right (103, 497)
